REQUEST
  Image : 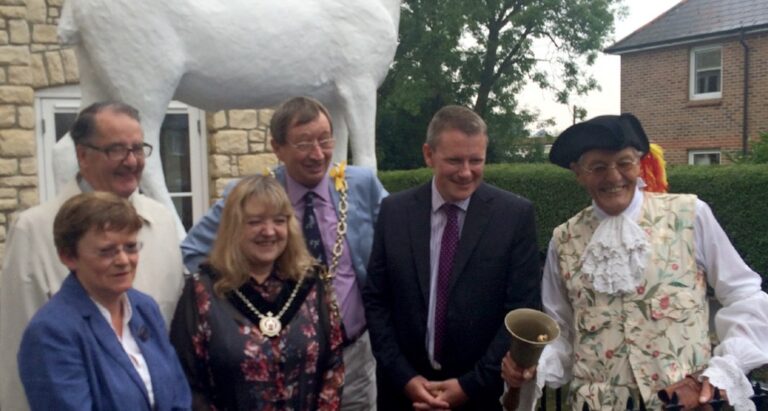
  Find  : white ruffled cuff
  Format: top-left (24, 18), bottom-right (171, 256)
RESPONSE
top-left (702, 355), bottom-right (756, 411)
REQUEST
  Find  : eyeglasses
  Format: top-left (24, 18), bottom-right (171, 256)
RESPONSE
top-left (82, 142), bottom-right (153, 161)
top-left (288, 138), bottom-right (335, 153)
top-left (580, 158), bottom-right (639, 176)
top-left (89, 242), bottom-right (143, 260)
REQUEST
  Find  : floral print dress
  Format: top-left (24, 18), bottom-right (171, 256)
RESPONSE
top-left (170, 264), bottom-right (344, 411)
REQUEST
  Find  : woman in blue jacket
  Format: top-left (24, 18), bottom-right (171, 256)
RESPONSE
top-left (17, 192), bottom-right (191, 411)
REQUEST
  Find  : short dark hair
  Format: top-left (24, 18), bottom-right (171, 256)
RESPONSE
top-left (269, 96), bottom-right (333, 145)
top-left (53, 191), bottom-right (143, 258)
top-left (426, 105), bottom-right (487, 149)
top-left (70, 101), bottom-right (140, 145)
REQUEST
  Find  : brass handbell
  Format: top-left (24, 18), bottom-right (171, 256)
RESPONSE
top-left (502, 308), bottom-right (560, 410)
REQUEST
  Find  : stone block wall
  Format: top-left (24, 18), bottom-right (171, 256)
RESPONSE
top-left (0, 0), bottom-right (277, 267)
top-left (206, 108), bottom-right (278, 200)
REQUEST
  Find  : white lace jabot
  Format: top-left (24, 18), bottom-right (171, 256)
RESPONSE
top-left (580, 214), bottom-right (649, 295)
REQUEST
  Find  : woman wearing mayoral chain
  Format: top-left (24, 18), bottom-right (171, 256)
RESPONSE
top-left (170, 175), bottom-right (344, 410)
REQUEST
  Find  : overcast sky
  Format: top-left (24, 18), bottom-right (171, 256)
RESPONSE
top-left (519, 0), bottom-right (682, 133)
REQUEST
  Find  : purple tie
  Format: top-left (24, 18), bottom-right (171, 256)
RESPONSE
top-left (434, 203), bottom-right (458, 363)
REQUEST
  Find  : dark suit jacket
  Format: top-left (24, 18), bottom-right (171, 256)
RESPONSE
top-left (363, 181), bottom-right (542, 410)
top-left (18, 274), bottom-right (191, 411)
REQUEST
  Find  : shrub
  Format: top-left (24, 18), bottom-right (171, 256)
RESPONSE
top-left (379, 163), bottom-right (768, 288)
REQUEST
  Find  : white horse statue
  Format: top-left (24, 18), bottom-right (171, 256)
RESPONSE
top-left (54, 0), bottom-right (400, 233)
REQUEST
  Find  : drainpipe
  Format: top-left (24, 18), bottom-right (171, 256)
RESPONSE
top-left (740, 29), bottom-right (750, 156)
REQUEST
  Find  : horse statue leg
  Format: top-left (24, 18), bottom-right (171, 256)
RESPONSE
top-left (132, 101), bottom-right (187, 240)
top-left (325, 97), bottom-right (350, 165)
top-left (337, 77), bottom-right (379, 169)
top-left (52, 47), bottom-right (112, 196)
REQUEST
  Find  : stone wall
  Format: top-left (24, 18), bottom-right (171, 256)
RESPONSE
top-left (206, 108), bottom-right (278, 200)
top-left (0, 0), bottom-right (277, 267)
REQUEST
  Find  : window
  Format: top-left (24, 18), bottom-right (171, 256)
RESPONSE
top-left (690, 46), bottom-right (722, 100)
top-left (35, 86), bottom-right (209, 231)
top-left (688, 149), bottom-right (721, 165)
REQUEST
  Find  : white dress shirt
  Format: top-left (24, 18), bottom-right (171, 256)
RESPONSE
top-left (426, 179), bottom-right (470, 369)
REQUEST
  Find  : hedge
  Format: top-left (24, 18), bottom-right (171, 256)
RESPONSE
top-left (378, 164), bottom-right (768, 288)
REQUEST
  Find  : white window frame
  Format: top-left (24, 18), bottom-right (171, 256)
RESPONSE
top-left (688, 149), bottom-right (721, 165)
top-left (34, 87), bottom-right (210, 223)
top-left (689, 45), bottom-right (722, 100)
top-left (165, 101), bottom-right (210, 225)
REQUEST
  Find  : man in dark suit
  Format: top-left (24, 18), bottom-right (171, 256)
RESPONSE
top-left (363, 105), bottom-right (542, 410)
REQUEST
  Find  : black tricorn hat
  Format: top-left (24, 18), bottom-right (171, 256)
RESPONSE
top-left (549, 113), bottom-right (650, 168)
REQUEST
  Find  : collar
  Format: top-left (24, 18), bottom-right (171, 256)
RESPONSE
top-left (75, 174), bottom-right (154, 226)
top-left (430, 178), bottom-right (470, 214)
top-left (77, 173), bottom-right (97, 193)
top-left (286, 172), bottom-right (332, 207)
top-left (591, 183), bottom-right (645, 222)
top-left (91, 293), bottom-right (133, 335)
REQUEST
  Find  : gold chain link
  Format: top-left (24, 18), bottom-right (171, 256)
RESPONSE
top-left (319, 184), bottom-right (348, 322)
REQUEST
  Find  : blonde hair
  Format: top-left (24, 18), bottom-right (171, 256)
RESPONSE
top-left (426, 105), bottom-right (487, 149)
top-left (209, 175), bottom-right (314, 296)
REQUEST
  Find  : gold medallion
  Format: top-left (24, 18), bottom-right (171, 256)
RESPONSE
top-left (259, 312), bottom-right (282, 337)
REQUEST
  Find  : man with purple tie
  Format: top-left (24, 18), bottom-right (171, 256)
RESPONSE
top-left (363, 105), bottom-right (542, 410)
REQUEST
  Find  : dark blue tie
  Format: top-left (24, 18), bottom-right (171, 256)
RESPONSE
top-left (302, 192), bottom-right (328, 267)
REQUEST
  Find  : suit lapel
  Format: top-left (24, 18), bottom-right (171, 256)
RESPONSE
top-left (449, 184), bottom-right (493, 292)
top-left (66, 278), bottom-right (150, 406)
top-left (327, 175), bottom-right (341, 215)
top-left (409, 183), bottom-right (433, 305)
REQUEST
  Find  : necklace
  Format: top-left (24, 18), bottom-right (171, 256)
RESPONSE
top-left (233, 276), bottom-right (305, 338)
top-left (326, 162), bottom-right (349, 278)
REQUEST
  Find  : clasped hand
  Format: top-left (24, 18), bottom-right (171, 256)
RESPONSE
top-left (405, 375), bottom-right (468, 410)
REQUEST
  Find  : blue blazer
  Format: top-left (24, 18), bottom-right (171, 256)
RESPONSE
top-left (18, 274), bottom-right (191, 411)
top-left (181, 165), bottom-right (387, 285)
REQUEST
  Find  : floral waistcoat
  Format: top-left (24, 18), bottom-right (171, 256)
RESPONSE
top-left (553, 193), bottom-right (710, 411)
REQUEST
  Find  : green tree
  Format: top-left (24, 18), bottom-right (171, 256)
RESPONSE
top-left (376, 0), bottom-right (624, 169)
top-left (726, 131), bottom-right (768, 164)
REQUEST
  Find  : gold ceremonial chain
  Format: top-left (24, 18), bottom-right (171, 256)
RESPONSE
top-left (326, 162), bottom-right (349, 279)
top-left (234, 276), bottom-right (305, 338)
top-left (322, 162), bottom-right (349, 320)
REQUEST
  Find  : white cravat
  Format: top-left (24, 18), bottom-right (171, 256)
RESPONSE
top-left (580, 213), bottom-right (649, 295)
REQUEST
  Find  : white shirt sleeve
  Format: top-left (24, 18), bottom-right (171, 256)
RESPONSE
top-left (513, 238), bottom-right (575, 411)
top-left (695, 200), bottom-right (768, 410)
top-left (538, 238), bottom-right (575, 388)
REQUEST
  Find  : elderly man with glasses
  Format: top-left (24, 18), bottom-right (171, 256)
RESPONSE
top-left (502, 113), bottom-right (768, 411)
top-left (0, 101), bottom-right (185, 411)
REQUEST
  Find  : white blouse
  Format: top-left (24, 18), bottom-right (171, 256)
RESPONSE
top-left (92, 295), bottom-right (155, 408)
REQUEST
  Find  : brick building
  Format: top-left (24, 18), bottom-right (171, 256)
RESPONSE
top-left (605, 0), bottom-right (768, 165)
top-left (0, 0), bottom-right (278, 266)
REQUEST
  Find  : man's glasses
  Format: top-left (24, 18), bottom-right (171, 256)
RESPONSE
top-left (82, 142), bottom-right (153, 161)
top-left (579, 158), bottom-right (639, 176)
top-left (288, 138), bottom-right (335, 153)
top-left (89, 242), bottom-right (143, 261)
